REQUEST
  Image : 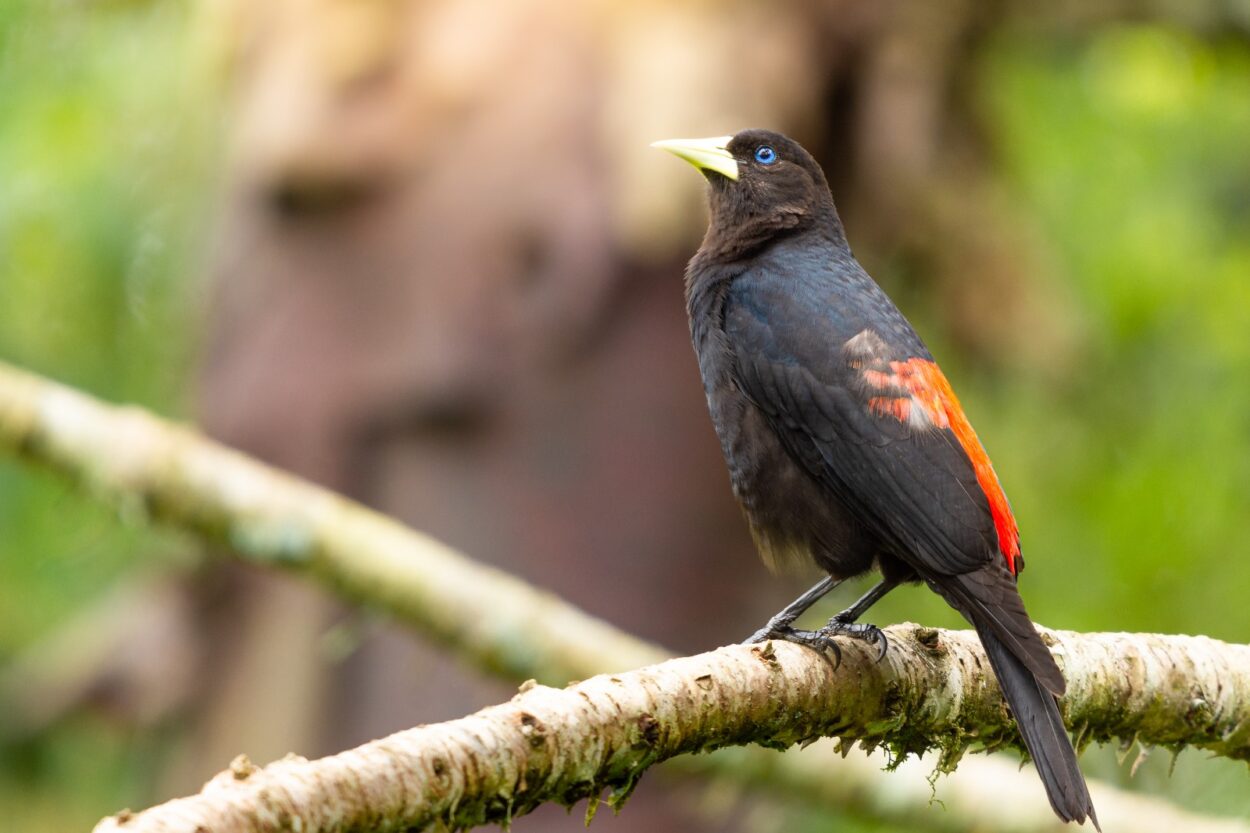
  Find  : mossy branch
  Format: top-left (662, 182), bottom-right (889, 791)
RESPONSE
top-left (93, 628), bottom-right (1250, 833)
top-left (2, 360), bottom-right (1248, 833)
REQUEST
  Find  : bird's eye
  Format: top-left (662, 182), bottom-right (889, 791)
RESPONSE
top-left (754, 146), bottom-right (777, 165)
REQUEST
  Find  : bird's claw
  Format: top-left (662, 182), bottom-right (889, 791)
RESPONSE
top-left (744, 624), bottom-right (844, 668)
top-left (819, 616), bottom-right (889, 662)
top-left (744, 610), bottom-right (888, 666)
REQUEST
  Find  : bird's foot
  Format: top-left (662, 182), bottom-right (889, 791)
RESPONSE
top-left (817, 616), bottom-right (889, 662)
top-left (744, 623), bottom-right (843, 667)
top-left (743, 612), bottom-right (795, 645)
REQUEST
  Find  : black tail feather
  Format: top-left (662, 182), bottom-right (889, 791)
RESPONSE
top-left (978, 624), bottom-right (1100, 830)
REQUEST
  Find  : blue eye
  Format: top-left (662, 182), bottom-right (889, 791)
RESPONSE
top-left (754, 146), bottom-right (777, 165)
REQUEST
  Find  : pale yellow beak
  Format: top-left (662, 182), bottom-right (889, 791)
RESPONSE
top-left (651, 136), bottom-right (738, 181)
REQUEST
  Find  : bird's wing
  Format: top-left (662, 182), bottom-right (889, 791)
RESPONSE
top-left (723, 272), bottom-right (1022, 580)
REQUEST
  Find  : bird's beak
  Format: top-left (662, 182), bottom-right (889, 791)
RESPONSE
top-left (651, 136), bottom-right (738, 181)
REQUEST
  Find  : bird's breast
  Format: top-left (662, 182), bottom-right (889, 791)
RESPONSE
top-left (695, 339), bottom-right (879, 579)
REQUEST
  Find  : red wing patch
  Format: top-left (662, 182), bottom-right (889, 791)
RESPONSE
top-left (867, 395), bottom-right (912, 423)
top-left (864, 357), bottom-right (1022, 574)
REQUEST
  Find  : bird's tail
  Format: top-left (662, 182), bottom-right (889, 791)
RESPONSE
top-left (976, 622), bottom-right (1100, 829)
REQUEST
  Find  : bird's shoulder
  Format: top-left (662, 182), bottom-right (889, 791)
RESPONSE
top-left (724, 241), bottom-right (930, 378)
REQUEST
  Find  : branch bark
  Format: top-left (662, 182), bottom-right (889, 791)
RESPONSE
top-left (2, 360), bottom-right (1247, 832)
top-left (94, 629), bottom-right (1250, 833)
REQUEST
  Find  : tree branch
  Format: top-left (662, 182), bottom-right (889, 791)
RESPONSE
top-left (94, 629), bottom-right (1250, 833)
top-left (2, 360), bottom-right (1247, 832)
top-left (0, 361), bottom-right (667, 684)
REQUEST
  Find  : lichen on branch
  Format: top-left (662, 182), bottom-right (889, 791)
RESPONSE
top-left (94, 627), bottom-right (1250, 833)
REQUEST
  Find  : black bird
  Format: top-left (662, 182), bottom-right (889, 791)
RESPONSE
top-left (654, 129), bottom-right (1097, 828)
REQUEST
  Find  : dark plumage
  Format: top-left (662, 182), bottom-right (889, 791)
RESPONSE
top-left (656, 129), bottom-right (1097, 827)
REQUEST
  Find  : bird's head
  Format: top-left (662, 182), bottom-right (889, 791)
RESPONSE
top-left (652, 129), bottom-right (841, 256)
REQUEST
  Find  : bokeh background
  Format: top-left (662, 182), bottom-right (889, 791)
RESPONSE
top-left (3, 1), bottom-right (1250, 830)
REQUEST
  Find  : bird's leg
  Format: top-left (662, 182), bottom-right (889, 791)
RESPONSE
top-left (830, 578), bottom-right (898, 623)
top-left (744, 576), bottom-right (846, 660)
top-left (816, 579), bottom-right (900, 661)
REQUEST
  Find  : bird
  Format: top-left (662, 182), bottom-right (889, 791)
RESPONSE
top-left (653, 129), bottom-right (1097, 828)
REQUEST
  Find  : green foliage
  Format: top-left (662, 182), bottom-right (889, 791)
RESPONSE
top-left (977, 24), bottom-right (1250, 819)
top-left (981, 25), bottom-right (1250, 641)
top-left (0, 0), bottom-right (213, 641)
top-left (0, 1), bottom-right (215, 829)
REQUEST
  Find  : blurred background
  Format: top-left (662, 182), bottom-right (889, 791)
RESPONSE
top-left (2, 0), bottom-right (1250, 830)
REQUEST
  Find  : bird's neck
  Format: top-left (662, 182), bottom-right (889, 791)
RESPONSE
top-left (699, 200), bottom-right (846, 266)
top-left (690, 221), bottom-right (844, 282)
